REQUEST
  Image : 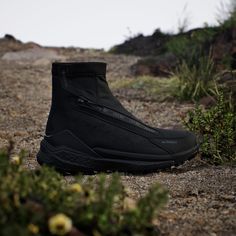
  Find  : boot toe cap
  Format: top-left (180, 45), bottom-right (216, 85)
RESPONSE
top-left (151, 129), bottom-right (199, 156)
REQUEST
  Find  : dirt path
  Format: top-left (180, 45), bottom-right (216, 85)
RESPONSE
top-left (0, 47), bottom-right (235, 236)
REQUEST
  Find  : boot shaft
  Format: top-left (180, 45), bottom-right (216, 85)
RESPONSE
top-left (51, 62), bottom-right (107, 104)
top-left (46, 62), bottom-right (129, 134)
top-left (46, 62), bottom-right (107, 134)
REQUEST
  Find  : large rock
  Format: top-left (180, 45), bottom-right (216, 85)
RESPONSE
top-left (131, 53), bottom-right (178, 77)
top-left (110, 29), bottom-right (171, 57)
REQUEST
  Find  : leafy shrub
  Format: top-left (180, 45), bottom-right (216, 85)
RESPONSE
top-left (166, 35), bottom-right (195, 63)
top-left (184, 93), bottom-right (236, 164)
top-left (166, 27), bottom-right (218, 67)
top-left (175, 55), bottom-right (219, 101)
top-left (0, 147), bottom-right (168, 236)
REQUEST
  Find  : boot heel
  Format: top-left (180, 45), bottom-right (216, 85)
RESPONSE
top-left (37, 130), bottom-right (102, 174)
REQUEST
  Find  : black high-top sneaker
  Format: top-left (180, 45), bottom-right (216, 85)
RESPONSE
top-left (37, 62), bottom-right (199, 174)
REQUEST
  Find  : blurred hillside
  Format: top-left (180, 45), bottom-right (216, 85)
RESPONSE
top-left (111, 2), bottom-right (236, 77)
top-left (111, 25), bottom-right (235, 76)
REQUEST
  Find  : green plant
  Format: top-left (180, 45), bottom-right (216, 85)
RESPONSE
top-left (217, 0), bottom-right (236, 29)
top-left (110, 76), bottom-right (179, 101)
top-left (175, 55), bottom-right (219, 101)
top-left (166, 35), bottom-right (195, 64)
top-left (184, 93), bottom-right (236, 164)
top-left (0, 146), bottom-right (168, 236)
top-left (165, 27), bottom-right (218, 67)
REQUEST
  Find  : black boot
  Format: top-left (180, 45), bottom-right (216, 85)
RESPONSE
top-left (37, 62), bottom-right (198, 173)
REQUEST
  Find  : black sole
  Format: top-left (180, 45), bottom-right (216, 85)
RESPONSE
top-left (37, 138), bottom-right (199, 175)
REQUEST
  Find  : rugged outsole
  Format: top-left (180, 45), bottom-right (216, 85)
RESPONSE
top-left (37, 138), bottom-right (199, 175)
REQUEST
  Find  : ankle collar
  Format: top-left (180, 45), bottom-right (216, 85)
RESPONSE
top-left (52, 62), bottom-right (106, 77)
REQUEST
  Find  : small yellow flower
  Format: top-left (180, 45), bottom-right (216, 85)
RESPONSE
top-left (123, 197), bottom-right (136, 210)
top-left (84, 189), bottom-right (96, 204)
top-left (69, 183), bottom-right (83, 193)
top-left (48, 213), bottom-right (72, 236)
top-left (28, 224), bottom-right (39, 234)
top-left (10, 155), bottom-right (20, 165)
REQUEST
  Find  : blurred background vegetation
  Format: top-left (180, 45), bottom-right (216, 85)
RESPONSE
top-left (110, 0), bottom-right (236, 164)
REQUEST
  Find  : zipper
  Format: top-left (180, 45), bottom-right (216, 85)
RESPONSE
top-left (76, 97), bottom-right (157, 133)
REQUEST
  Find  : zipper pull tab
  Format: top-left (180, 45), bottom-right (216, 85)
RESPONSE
top-left (77, 97), bottom-right (95, 105)
top-left (77, 98), bottom-right (85, 103)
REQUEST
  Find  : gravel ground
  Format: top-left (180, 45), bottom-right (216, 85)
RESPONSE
top-left (0, 46), bottom-right (235, 236)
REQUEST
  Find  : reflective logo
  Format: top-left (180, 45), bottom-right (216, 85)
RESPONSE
top-left (161, 140), bottom-right (178, 144)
